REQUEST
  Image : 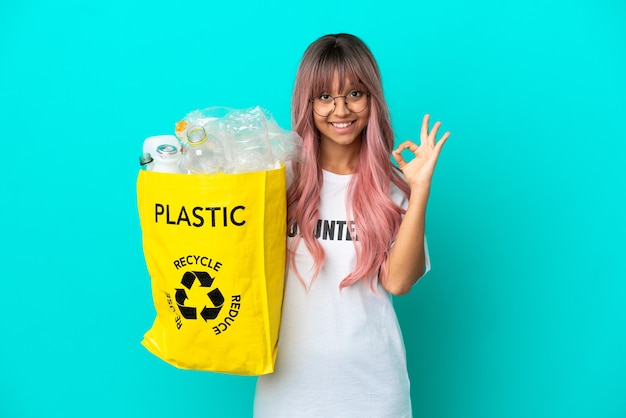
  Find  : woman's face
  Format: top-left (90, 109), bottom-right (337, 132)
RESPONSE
top-left (312, 74), bottom-right (370, 151)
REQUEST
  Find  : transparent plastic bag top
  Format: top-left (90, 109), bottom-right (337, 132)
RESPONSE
top-left (175, 106), bottom-right (302, 174)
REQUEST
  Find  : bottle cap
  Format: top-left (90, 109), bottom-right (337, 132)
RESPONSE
top-left (139, 152), bottom-right (153, 166)
top-left (156, 144), bottom-right (179, 158)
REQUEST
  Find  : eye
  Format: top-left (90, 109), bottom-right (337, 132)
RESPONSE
top-left (318, 94), bottom-right (333, 102)
top-left (349, 90), bottom-right (363, 99)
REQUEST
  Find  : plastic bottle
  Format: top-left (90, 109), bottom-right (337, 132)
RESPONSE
top-left (152, 144), bottom-right (182, 173)
top-left (143, 135), bottom-right (179, 159)
top-left (181, 126), bottom-right (225, 174)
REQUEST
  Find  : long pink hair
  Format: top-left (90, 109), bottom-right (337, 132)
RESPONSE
top-left (288, 33), bottom-right (410, 290)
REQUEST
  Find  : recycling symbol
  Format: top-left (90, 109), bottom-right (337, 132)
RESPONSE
top-left (175, 271), bottom-right (224, 321)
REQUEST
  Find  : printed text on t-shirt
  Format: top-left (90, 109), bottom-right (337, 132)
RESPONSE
top-left (288, 219), bottom-right (358, 241)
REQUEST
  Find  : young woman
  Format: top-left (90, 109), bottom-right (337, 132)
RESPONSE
top-left (254, 33), bottom-right (450, 418)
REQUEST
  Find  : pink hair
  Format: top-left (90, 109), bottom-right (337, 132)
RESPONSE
top-left (288, 33), bottom-right (410, 290)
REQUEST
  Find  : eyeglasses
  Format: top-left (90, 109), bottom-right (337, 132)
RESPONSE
top-left (309, 90), bottom-right (370, 117)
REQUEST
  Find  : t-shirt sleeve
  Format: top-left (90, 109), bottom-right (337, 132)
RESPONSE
top-left (422, 235), bottom-right (431, 277)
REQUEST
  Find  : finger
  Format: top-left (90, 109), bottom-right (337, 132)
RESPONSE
top-left (434, 131), bottom-right (451, 151)
top-left (394, 140), bottom-right (419, 153)
top-left (428, 121), bottom-right (442, 145)
top-left (392, 148), bottom-right (406, 167)
top-left (420, 114), bottom-right (430, 142)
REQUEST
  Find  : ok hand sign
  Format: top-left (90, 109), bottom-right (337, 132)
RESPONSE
top-left (392, 114), bottom-right (450, 189)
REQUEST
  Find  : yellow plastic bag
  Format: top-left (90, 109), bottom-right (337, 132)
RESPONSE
top-left (137, 166), bottom-right (286, 375)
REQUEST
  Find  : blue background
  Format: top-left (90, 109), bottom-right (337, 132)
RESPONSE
top-left (1, 0), bottom-right (625, 417)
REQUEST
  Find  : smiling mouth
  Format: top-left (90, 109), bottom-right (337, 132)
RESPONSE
top-left (330, 121), bottom-right (354, 128)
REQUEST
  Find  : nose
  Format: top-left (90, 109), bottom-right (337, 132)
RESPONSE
top-left (333, 96), bottom-right (350, 116)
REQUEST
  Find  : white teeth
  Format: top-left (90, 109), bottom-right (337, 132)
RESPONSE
top-left (332, 122), bottom-right (352, 128)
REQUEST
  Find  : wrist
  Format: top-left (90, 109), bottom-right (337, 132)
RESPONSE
top-left (408, 185), bottom-right (430, 209)
top-left (409, 182), bottom-right (431, 196)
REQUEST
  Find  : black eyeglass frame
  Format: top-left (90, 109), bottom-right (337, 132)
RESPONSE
top-left (308, 91), bottom-right (371, 117)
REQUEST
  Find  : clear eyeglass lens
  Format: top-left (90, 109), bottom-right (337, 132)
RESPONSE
top-left (313, 91), bottom-right (368, 116)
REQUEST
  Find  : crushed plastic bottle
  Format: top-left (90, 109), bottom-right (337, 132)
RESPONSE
top-left (185, 107), bottom-right (301, 172)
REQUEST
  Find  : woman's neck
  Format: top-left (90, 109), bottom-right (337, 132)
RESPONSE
top-left (319, 140), bottom-right (361, 175)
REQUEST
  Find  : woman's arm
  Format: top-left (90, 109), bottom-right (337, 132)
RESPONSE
top-left (382, 185), bottom-right (430, 295)
top-left (381, 114), bottom-right (449, 295)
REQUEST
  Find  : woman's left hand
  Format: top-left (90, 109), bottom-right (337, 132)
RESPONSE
top-left (392, 114), bottom-right (450, 189)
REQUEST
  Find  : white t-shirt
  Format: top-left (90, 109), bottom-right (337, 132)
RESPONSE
top-left (254, 169), bottom-right (430, 418)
